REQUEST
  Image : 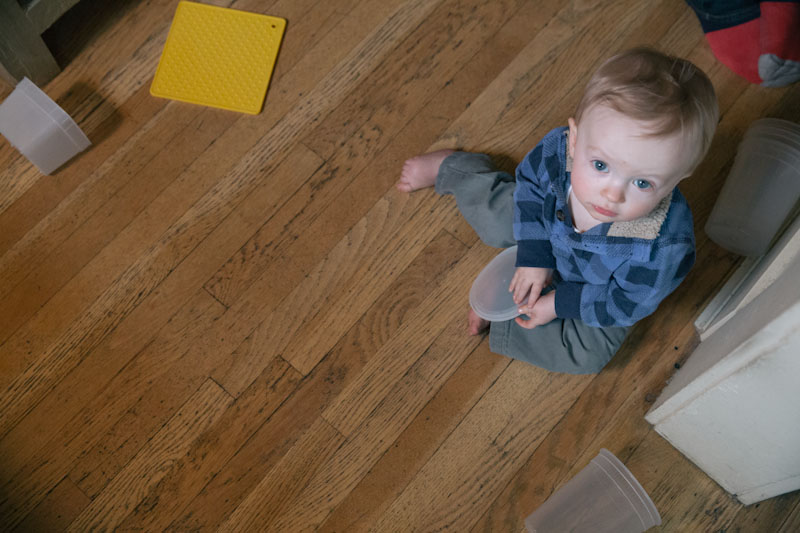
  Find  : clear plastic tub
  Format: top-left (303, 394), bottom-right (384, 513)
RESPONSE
top-left (745, 118), bottom-right (800, 138)
top-left (705, 119), bottom-right (800, 256)
top-left (0, 77), bottom-right (91, 174)
top-left (525, 449), bottom-right (662, 533)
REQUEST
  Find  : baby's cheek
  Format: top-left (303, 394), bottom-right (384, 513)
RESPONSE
top-left (626, 196), bottom-right (661, 219)
top-left (570, 170), bottom-right (592, 200)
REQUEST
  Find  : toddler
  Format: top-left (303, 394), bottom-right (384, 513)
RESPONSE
top-left (397, 47), bottom-right (719, 374)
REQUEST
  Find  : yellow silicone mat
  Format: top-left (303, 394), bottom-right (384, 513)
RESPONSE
top-left (150, 1), bottom-right (286, 114)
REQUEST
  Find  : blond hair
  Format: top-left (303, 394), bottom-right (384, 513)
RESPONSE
top-left (575, 47), bottom-right (719, 173)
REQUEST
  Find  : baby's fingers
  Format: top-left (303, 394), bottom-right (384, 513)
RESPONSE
top-left (515, 314), bottom-right (540, 329)
top-left (517, 294), bottom-right (537, 315)
top-left (513, 280), bottom-right (530, 304)
top-left (518, 279), bottom-right (542, 305)
top-left (509, 269), bottom-right (522, 293)
top-left (509, 272), bottom-right (526, 303)
top-left (508, 269), bottom-right (525, 292)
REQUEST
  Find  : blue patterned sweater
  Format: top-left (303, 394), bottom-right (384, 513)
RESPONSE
top-left (513, 127), bottom-right (696, 328)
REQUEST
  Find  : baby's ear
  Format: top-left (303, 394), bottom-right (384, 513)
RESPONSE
top-left (567, 117), bottom-right (578, 158)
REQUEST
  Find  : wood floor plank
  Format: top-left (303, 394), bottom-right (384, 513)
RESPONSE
top-left (0, 82), bottom-right (163, 257)
top-left (206, 173), bottom-right (468, 396)
top-left (436, 0), bottom-right (646, 157)
top-left (64, 294), bottom-right (232, 499)
top-left (14, 477), bottom-right (90, 533)
top-left (199, 0), bottom-right (568, 308)
top-left (169, 230), bottom-right (470, 529)
top-left (2, 0), bottom-right (798, 530)
top-left (61, 261), bottom-right (298, 502)
top-left (0, 289), bottom-right (225, 528)
top-left (317, 340), bottom-right (509, 533)
top-left (509, 2), bottom-right (704, 160)
top-left (66, 379), bottom-right (233, 532)
top-left (269, 309), bottom-right (485, 531)
top-left (204, 0), bottom-right (533, 307)
top-left (483, 0), bottom-right (675, 160)
top-left (177, 234), bottom-right (484, 531)
top-left (779, 500), bottom-right (800, 533)
top-left (0, 105), bottom-right (239, 348)
top-left (370, 361), bottom-right (587, 531)
top-left (0, 146), bottom-right (319, 513)
top-left (629, 431), bottom-right (742, 532)
top-left (717, 491), bottom-right (800, 533)
top-left (0, 98), bottom-right (194, 365)
top-left (320, 242), bottom-right (496, 435)
top-left (218, 417), bottom-right (347, 531)
top-left (279, 191), bottom-right (466, 375)
top-left (300, 0), bottom-right (530, 163)
top-left (0, 0), bottom-right (432, 442)
top-left (0, 0), bottom-right (340, 358)
top-left (0, 0), bottom-right (176, 215)
top-left (113, 357), bottom-right (302, 532)
top-left (0, 0), bottom-right (325, 260)
top-left (194, 176), bottom-right (440, 390)
top-left (0, 139), bottom-right (314, 468)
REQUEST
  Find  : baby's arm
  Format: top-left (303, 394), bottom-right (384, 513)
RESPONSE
top-left (509, 132), bottom-right (567, 328)
top-left (511, 143), bottom-right (557, 314)
top-left (555, 243), bottom-right (695, 327)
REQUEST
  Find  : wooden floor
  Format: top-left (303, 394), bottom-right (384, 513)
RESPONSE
top-left (1, 0), bottom-right (799, 531)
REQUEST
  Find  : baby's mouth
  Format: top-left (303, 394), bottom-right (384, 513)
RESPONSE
top-left (592, 204), bottom-right (618, 217)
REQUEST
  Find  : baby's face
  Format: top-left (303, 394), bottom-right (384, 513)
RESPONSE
top-left (568, 104), bottom-right (692, 224)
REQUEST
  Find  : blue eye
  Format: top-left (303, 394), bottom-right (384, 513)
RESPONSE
top-left (633, 179), bottom-right (652, 190)
top-left (592, 160), bottom-right (608, 172)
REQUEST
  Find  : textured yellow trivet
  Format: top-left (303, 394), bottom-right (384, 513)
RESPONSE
top-left (150, 1), bottom-right (286, 114)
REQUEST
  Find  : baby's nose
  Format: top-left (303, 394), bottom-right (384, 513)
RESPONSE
top-left (602, 185), bottom-right (625, 203)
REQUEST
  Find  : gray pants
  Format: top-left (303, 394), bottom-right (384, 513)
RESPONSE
top-left (436, 152), bottom-right (629, 374)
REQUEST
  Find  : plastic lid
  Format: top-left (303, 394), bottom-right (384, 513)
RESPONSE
top-left (469, 246), bottom-right (524, 322)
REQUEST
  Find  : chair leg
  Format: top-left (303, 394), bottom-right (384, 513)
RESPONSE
top-left (0, 0), bottom-right (61, 86)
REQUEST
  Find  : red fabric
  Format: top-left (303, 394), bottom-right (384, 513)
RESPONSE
top-left (705, 19), bottom-right (763, 83)
top-left (760, 2), bottom-right (800, 60)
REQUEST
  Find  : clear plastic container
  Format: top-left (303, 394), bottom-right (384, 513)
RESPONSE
top-left (0, 77), bottom-right (91, 174)
top-left (745, 127), bottom-right (800, 148)
top-left (745, 118), bottom-right (800, 139)
top-left (525, 449), bottom-right (662, 533)
top-left (469, 245), bottom-right (524, 321)
top-left (705, 119), bottom-right (800, 256)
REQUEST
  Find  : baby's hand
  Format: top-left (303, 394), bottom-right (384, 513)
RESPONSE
top-left (515, 291), bottom-right (557, 329)
top-left (509, 266), bottom-right (553, 312)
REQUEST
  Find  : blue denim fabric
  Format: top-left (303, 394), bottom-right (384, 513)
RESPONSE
top-left (685, 0), bottom-right (760, 32)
